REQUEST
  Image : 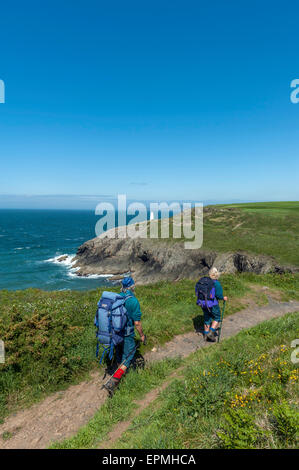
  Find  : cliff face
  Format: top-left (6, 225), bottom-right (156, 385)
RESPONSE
top-left (72, 233), bottom-right (296, 284)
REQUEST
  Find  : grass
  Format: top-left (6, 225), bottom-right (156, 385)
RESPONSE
top-left (153, 201), bottom-right (299, 266)
top-left (108, 312), bottom-right (299, 449)
top-left (1, 273), bottom-right (299, 422)
top-left (202, 202), bottom-right (299, 266)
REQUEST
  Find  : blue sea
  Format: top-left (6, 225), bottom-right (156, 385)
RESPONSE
top-left (0, 209), bottom-right (121, 291)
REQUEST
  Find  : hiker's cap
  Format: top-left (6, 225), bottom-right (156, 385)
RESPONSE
top-left (122, 276), bottom-right (135, 288)
top-left (209, 267), bottom-right (220, 280)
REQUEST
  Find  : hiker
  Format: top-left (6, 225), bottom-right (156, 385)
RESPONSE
top-left (195, 267), bottom-right (227, 342)
top-left (103, 276), bottom-right (146, 395)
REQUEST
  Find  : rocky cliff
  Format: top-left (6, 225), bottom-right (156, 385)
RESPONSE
top-left (71, 227), bottom-right (297, 284)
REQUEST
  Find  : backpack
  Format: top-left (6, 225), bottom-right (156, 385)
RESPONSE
top-left (94, 291), bottom-right (133, 364)
top-left (195, 276), bottom-right (219, 311)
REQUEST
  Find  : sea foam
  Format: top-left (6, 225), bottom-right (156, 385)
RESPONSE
top-left (45, 254), bottom-right (113, 280)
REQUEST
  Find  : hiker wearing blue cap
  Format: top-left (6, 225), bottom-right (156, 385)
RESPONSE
top-left (104, 276), bottom-right (146, 395)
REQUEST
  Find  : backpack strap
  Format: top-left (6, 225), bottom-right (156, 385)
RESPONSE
top-left (123, 293), bottom-right (133, 300)
top-left (122, 293), bottom-right (135, 336)
top-left (96, 344), bottom-right (110, 364)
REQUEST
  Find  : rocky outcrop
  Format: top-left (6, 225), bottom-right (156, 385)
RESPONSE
top-left (72, 231), bottom-right (298, 284)
top-left (57, 255), bottom-right (68, 262)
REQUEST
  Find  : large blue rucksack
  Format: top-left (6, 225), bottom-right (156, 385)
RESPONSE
top-left (195, 277), bottom-right (219, 311)
top-left (94, 291), bottom-right (133, 364)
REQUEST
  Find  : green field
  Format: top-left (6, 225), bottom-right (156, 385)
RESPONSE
top-left (158, 201), bottom-right (299, 266)
top-left (1, 273), bottom-right (299, 423)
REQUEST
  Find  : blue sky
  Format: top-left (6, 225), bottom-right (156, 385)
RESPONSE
top-left (0, 0), bottom-right (298, 209)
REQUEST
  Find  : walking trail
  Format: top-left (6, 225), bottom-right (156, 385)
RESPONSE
top-left (0, 296), bottom-right (298, 449)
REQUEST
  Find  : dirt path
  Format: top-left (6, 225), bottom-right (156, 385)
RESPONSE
top-left (98, 367), bottom-right (185, 449)
top-left (0, 297), bottom-right (298, 449)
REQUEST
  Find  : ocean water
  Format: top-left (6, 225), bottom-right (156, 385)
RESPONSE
top-left (0, 209), bottom-right (120, 291)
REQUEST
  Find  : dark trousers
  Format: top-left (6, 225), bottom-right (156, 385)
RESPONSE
top-left (115, 335), bottom-right (136, 368)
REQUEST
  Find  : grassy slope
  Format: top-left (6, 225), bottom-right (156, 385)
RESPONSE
top-left (113, 312), bottom-right (299, 449)
top-left (52, 312), bottom-right (299, 449)
top-left (1, 273), bottom-right (299, 423)
top-left (162, 201), bottom-right (299, 266)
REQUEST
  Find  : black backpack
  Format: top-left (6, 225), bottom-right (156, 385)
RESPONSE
top-left (195, 276), bottom-right (216, 311)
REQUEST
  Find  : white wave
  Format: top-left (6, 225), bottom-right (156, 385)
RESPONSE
top-left (67, 267), bottom-right (114, 279)
top-left (45, 252), bottom-right (114, 281)
top-left (44, 254), bottom-right (76, 267)
top-left (67, 270), bottom-right (114, 279)
top-left (86, 273), bottom-right (114, 279)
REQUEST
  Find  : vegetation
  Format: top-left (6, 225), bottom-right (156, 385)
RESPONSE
top-left (155, 201), bottom-right (299, 266)
top-left (0, 273), bottom-right (298, 426)
top-left (73, 312), bottom-right (298, 450)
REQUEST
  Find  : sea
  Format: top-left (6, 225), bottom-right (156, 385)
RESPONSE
top-left (0, 209), bottom-right (132, 291)
top-left (0, 201), bottom-right (240, 291)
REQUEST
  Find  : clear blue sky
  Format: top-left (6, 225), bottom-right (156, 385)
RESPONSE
top-left (0, 0), bottom-right (298, 209)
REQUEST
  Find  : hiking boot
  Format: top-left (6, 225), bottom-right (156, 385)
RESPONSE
top-left (103, 376), bottom-right (120, 397)
top-left (203, 332), bottom-right (209, 341)
top-left (206, 330), bottom-right (217, 342)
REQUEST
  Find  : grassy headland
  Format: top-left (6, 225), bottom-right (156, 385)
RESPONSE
top-left (161, 201), bottom-right (299, 266)
top-left (201, 202), bottom-right (299, 265)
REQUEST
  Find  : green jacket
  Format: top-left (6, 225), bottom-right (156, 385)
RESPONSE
top-left (214, 280), bottom-right (224, 301)
top-left (119, 291), bottom-right (142, 332)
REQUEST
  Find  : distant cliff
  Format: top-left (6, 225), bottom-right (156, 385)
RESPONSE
top-left (71, 203), bottom-right (299, 284)
top-left (72, 234), bottom-right (296, 285)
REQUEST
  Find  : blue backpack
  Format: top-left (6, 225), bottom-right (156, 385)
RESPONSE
top-left (94, 291), bottom-right (133, 364)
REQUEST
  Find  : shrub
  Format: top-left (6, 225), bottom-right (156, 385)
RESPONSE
top-left (271, 402), bottom-right (299, 445)
top-left (217, 408), bottom-right (266, 449)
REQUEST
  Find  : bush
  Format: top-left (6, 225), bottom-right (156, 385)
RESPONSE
top-left (271, 402), bottom-right (299, 445)
top-left (217, 408), bottom-right (266, 449)
top-left (261, 382), bottom-right (286, 403)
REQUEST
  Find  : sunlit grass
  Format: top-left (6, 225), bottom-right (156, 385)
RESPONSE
top-left (1, 273), bottom-right (298, 422)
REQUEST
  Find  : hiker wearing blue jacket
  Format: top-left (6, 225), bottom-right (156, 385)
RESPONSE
top-left (196, 267), bottom-right (228, 342)
top-left (103, 276), bottom-right (146, 395)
